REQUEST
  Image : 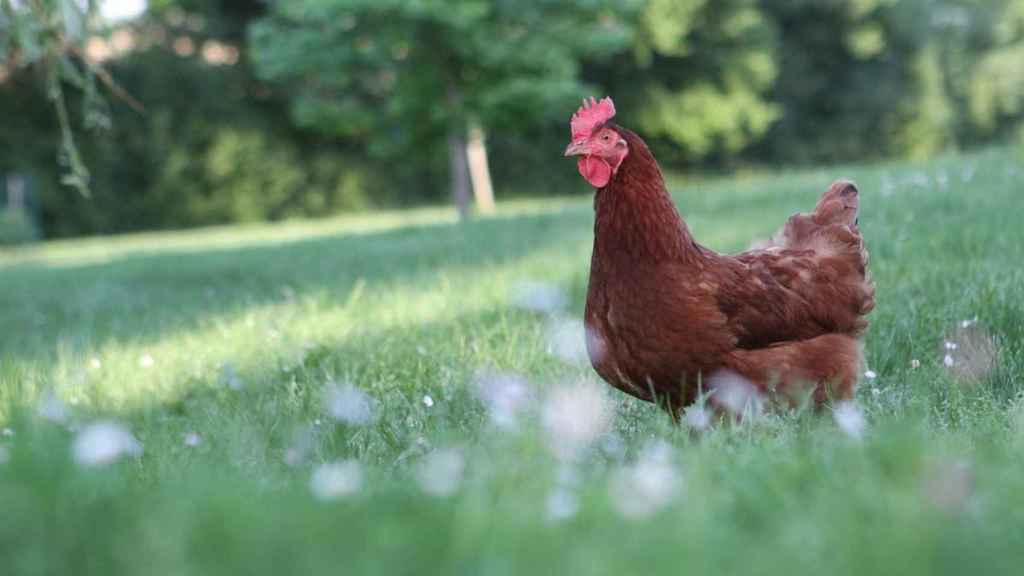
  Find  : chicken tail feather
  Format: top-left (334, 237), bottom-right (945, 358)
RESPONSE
top-left (725, 334), bottom-right (864, 405)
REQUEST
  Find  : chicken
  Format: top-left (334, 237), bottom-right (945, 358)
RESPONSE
top-left (564, 97), bottom-right (875, 414)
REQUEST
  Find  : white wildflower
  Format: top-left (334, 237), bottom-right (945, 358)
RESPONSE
top-left (72, 420), bottom-right (143, 467)
top-left (541, 380), bottom-right (612, 461)
top-left (1, 428), bottom-right (12, 438)
top-left (599, 433), bottom-right (627, 462)
top-left (511, 281), bottom-right (567, 314)
top-left (833, 402), bottom-right (867, 440)
top-left (184, 432), bottom-right (202, 447)
top-left (864, 370), bottom-right (877, 380)
top-left (708, 371), bottom-right (763, 418)
top-left (37, 390), bottom-right (69, 424)
top-left (609, 440), bottom-right (682, 520)
top-left (911, 359), bottom-right (921, 369)
top-left (945, 341), bottom-right (958, 351)
top-left (324, 382), bottom-right (376, 426)
top-left (422, 394), bottom-right (434, 408)
top-left (545, 487), bottom-right (579, 523)
top-left (960, 317), bottom-right (978, 329)
top-left (88, 357), bottom-right (102, 370)
top-left (944, 354), bottom-right (955, 368)
top-left (284, 426), bottom-right (315, 467)
top-left (684, 404), bottom-right (712, 432)
top-left (221, 363), bottom-right (244, 390)
top-left (475, 371), bottom-right (531, 430)
top-left (138, 354), bottom-right (155, 368)
top-left (545, 317), bottom-right (590, 365)
top-left (310, 460), bottom-right (363, 501)
top-left (416, 448), bottom-right (465, 498)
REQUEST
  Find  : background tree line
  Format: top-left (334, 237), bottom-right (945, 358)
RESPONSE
top-left (2, 0), bottom-right (1023, 240)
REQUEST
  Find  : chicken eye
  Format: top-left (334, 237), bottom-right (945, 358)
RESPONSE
top-left (602, 134), bottom-right (611, 141)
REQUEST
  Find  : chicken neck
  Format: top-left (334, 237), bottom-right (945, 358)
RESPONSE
top-left (593, 127), bottom-right (700, 265)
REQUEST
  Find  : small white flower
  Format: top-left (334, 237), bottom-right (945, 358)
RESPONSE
top-left (284, 427), bottom-right (314, 467)
top-left (541, 380), bottom-right (612, 461)
top-left (1, 428), bottom-right (12, 438)
top-left (184, 432), bottom-right (202, 447)
top-left (684, 404), bottom-right (711, 432)
top-left (221, 363), bottom-right (244, 390)
top-left (511, 281), bottom-right (567, 314)
top-left (864, 370), bottom-right (878, 380)
top-left (944, 354), bottom-right (955, 368)
top-left (708, 371), bottom-right (763, 418)
top-left (310, 460), bottom-right (363, 501)
top-left (944, 341), bottom-right (958, 351)
top-left (599, 434), bottom-right (627, 462)
top-left (314, 418), bottom-right (322, 427)
top-left (72, 420), bottom-right (143, 467)
top-left (138, 354), bottom-right (155, 368)
top-left (422, 395), bottom-right (434, 408)
top-left (833, 402), bottom-right (867, 440)
top-left (88, 357), bottom-right (102, 370)
top-left (609, 440), bottom-right (681, 520)
top-left (960, 317), bottom-right (978, 329)
top-left (324, 382), bottom-right (376, 426)
top-left (545, 317), bottom-right (590, 365)
top-left (556, 462), bottom-right (581, 487)
top-left (911, 359), bottom-right (921, 369)
top-left (545, 487), bottom-right (579, 523)
top-left (871, 387), bottom-right (881, 397)
top-left (475, 371), bottom-right (531, 430)
top-left (416, 448), bottom-right (465, 498)
top-left (37, 390), bottom-right (69, 424)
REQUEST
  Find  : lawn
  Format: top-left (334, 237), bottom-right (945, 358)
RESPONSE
top-left (2, 147), bottom-right (1023, 575)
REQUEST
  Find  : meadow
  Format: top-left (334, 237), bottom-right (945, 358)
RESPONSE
top-left (2, 147), bottom-right (1023, 575)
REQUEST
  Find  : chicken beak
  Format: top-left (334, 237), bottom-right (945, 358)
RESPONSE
top-left (564, 141), bottom-right (589, 157)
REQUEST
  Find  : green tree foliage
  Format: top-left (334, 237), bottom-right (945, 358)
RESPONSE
top-left (248, 0), bottom-right (634, 211)
top-left (594, 0), bottom-right (780, 164)
top-left (0, 16), bottom-right (384, 237)
top-left (754, 0), bottom-right (930, 163)
top-left (1, 0), bottom-right (110, 194)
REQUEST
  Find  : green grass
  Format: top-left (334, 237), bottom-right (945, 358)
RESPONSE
top-left (2, 147), bottom-right (1024, 575)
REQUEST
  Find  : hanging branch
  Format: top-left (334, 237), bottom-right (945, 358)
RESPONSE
top-left (2, 0), bottom-right (144, 197)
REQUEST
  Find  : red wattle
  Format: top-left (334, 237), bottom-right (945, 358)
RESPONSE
top-left (578, 156), bottom-right (612, 188)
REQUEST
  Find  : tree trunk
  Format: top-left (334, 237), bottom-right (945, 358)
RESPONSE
top-left (466, 122), bottom-right (495, 215)
top-left (446, 84), bottom-right (472, 220)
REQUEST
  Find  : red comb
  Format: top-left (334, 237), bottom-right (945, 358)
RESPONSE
top-left (570, 96), bottom-right (616, 141)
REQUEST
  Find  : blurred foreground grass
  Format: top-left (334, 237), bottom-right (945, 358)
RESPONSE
top-left (2, 148), bottom-right (1024, 575)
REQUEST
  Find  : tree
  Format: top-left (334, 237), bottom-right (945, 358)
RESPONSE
top-left (591, 0), bottom-right (780, 165)
top-left (2, 0), bottom-right (108, 194)
top-left (249, 0), bottom-right (633, 218)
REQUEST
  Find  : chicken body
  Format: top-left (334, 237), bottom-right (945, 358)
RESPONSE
top-left (582, 126), bottom-right (874, 412)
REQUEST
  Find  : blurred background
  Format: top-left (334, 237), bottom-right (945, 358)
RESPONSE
top-left (2, 0), bottom-right (1023, 243)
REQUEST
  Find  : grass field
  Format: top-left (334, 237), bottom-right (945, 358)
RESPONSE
top-left (2, 147), bottom-right (1023, 575)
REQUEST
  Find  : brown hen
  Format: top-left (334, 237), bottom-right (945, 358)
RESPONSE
top-left (564, 97), bottom-right (875, 414)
